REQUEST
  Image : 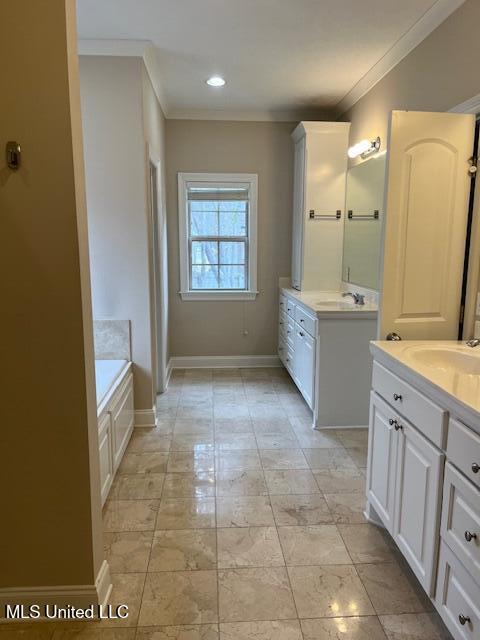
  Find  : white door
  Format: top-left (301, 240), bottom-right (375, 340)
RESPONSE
top-left (379, 111), bottom-right (475, 340)
top-left (366, 392), bottom-right (398, 533)
top-left (291, 136), bottom-right (306, 290)
top-left (393, 419), bottom-right (444, 595)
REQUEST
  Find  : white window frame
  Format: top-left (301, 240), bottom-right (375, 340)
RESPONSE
top-left (178, 172), bottom-right (258, 300)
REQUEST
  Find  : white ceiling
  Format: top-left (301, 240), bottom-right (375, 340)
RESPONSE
top-left (76, 0), bottom-right (464, 120)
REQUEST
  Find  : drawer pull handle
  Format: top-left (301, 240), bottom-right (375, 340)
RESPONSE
top-left (465, 531), bottom-right (477, 542)
top-left (280, 302), bottom-right (284, 306)
top-left (393, 393), bottom-right (402, 401)
top-left (472, 462), bottom-right (480, 474)
top-left (388, 419), bottom-right (403, 431)
top-left (458, 615), bottom-right (471, 626)
top-left (394, 423), bottom-right (403, 431)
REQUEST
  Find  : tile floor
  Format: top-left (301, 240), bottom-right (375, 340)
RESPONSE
top-left (2, 368), bottom-right (452, 639)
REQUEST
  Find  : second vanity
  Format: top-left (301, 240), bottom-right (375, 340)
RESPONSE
top-left (367, 341), bottom-right (480, 640)
top-left (278, 285), bottom-right (377, 428)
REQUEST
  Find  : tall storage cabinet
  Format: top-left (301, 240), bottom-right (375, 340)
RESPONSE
top-left (291, 121), bottom-right (350, 291)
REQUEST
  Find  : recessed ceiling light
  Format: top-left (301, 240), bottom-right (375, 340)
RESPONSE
top-left (206, 76), bottom-right (226, 87)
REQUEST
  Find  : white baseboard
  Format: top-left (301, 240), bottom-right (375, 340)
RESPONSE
top-left (170, 355), bottom-right (282, 369)
top-left (0, 561), bottom-right (112, 618)
top-left (134, 407), bottom-right (157, 428)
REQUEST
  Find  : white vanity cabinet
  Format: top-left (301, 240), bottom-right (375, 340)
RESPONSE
top-left (367, 343), bottom-right (480, 640)
top-left (291, 121), bottom-right (350, 291)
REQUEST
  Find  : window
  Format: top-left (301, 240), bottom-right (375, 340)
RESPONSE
top-left (178, 173), bottom-right (258, 300)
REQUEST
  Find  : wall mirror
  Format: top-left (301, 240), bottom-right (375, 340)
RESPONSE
top-left (342, 153), bottom-right (386, 290)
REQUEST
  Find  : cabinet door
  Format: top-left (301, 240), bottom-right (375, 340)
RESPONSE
top-left (393, 419), bottom-right (444, 595)
top-left (366, 392), bottom-right (398, 533)
top-left (291, 136), bottom-right (306, 290)
top-left (296, 328), bottom-right (315, 409)
top-left (111, 375), bottom-right (135, 470)
top-left (98, 412), bottom-right (113, 506)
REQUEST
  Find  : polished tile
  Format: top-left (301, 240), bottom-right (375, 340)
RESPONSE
top-left (52, 627), bottom-right (136, 638)
top-left (294, 430), bottom-right (344, 449)
top-left (303, 447), bottom-right (356, 470)
top-left (334, 429), bottom-right (369, 447)
top-left (156, 498), bottom-right (216, 529)
top-left (379, 613), bottom-right (451, 640)
top-left (218, 567), bottom-right (296, 622)
top-left (278, 525), bottom-right (351, 565)
top-left (214, 418), bottom-right (254, 434)
top-left (174, 419), bottom-right (214, 435)
top-left (96, 572), bottom-right (145, 627)
top-left (168, 451), bottom-right (215, 473)
top-left (255, 434), bottom-right (300, 450)
top-left (216, 470), bottom-right (267, 496)
top-left (110, 473), bottom-right (165, 499)
top-left (118, 452), bottom-right (168, 475)
top-left (103, 531), bottom-right (153, 573)
top-left (171, 435), bottom-right (215, 452)
top-left (217, 527), bottom-right (284, 568)
top-left (265, 469), bottom-right (320, 495)
top-left (324, 492), bottom-right (367, 523)
top-left (252, 418), bottom-right (295, 436)
top-left (162, 472), bottom-right (216, 498)
top-left (301, 616), bottom-right (388, 640)
top-left (149, 529), bottom-right (217, 571)
top-left (0, 624), bottom-right (57, 639)
top-left (139, 571), bottom-right (218, 626)
top-left (215, 433), bottom-right (258, 450)
top-left (356, 562), bottom-right (432, 615)
top-left (215, 450), bottom-right (261, 471)
top-left (288, 565), bottom-right (374, 618)
top-left (214, 404), bottom-right (251, 419)
top-left (347, 446), bottom-right (368, 468)
top-left (314, 467), bottom-right (366, 493)
top-left (126, 431), bottom-right (171, 453)
top-left (270, 494), bottom-right (333, 525)
top-left (103, 500), bottom-right (159, 532)
top-left (248, 404), bottom-right (287, 420)
top-left (136, 625), bottom-right (219, 640)
top-left (259, 449), bottom-right (309, 469)
top-left (219, 620), bottom-right (302, 640)
top-left (216, 496), bottom-right (275, 527)
top-left (338, 524), bottom-right (398, 564)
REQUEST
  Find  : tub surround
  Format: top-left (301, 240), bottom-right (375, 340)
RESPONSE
top-left (366, 340), bottom-right (480, 640)
top-left (279, 286), bottom-right (377, 428)
top-left (93, 319), bottom-right (131, 360)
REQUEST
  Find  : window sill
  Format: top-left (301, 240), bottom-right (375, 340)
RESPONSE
top-left (179, 290), bottom-right (259, 301)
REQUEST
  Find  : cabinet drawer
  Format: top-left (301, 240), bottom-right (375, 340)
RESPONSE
top-left (442, 462), bottom-right (480, 586)
top-left (295, 305), bottom-right (316, 337)
top-left (286, 317), bottom-right (295, 348)
top-left (278, 311), bottom-right (287, 339)
top-left (372, 361), bottom-right (447, 448)
top-left (285, 298), bottom-right (296, 318)
top-left (436, 541), bottom-right (480, 640)
top-left (447, 418), bottom-right (480, 490)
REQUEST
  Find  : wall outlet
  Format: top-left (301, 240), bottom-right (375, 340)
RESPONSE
top-left (476, 293), bottom-right (480, 316)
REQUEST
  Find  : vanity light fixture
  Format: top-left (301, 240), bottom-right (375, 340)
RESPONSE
top-left (206, 76), bottom-right (226, 87)
top-left (348, 136), bottom-right (381, 159)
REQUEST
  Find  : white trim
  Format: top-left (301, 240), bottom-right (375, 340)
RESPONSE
top-left (134, 407), bottom-right (157, 428)
top-left (165, 359), bottom-right (173, 388)
top-left (177, 172), bottom-right (258, 301)
top-left (335, 0), bottom-right (467, 117)
top-left (0, 562), bottom-right (112, 616)
top-left (167, 107), bottom-right (327, 122)
top-left (450, 93), bottom-right (480, 114)
top-left (170, 355), bottom-right (282, 369)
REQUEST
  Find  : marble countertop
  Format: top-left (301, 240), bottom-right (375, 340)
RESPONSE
top-left (371, 340), bottom-right (480, 425)
top-left (281, 287), bottom-right (378, 318)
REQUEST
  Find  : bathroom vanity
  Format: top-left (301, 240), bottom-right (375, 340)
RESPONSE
top-left (278, 286), bottom-right (377, 427)
top-left (366, 341), bottom-right (480, 640)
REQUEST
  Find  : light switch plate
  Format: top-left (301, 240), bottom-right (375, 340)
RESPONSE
top-left (476, 293), bottom-right (480, 316)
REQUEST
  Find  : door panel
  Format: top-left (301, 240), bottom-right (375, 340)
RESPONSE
top-left (380, 111), bottom-right (475, 339)
top-left (394, 420), bottom-right (444, 595)
top-left (366, 392), bottom-right (398, 533)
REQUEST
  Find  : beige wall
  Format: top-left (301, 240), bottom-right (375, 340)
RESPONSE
top-left (80, 56), bottom-right (166, 411)
top-left (165, 120), bottom-right (294, 357)
top-left (341, 0), bottom-right (480, 161)
top-left (0, 0), bottom-right (103, 589)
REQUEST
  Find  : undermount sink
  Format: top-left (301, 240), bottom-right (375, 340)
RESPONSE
top-left (407, 346), bottom-right (480, 375)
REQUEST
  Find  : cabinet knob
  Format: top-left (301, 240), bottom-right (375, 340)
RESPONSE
top-left (300, 318), bottom-right (304, 323)
top-left (389, 419), bottom-right (395, 426)
top-left (280, 302), bottom-right (284, 305)
top-left (458, 615), bottom-right (471, 626)
top-left (393, 393), bottom-right (402, 401)
top-left (299, 332), bottom-right (305, 337)
top-left (394, 422), bottom-right (403, 431)
top-left (472, 462), bottom-right (480, 474)
top-left (279, 321), bottom-right (283, 325)
top-left (465, 531), bottom-right (477, 542)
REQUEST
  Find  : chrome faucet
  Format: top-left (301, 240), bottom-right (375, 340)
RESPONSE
top-left (466, 338), bottom-right (480, 347)
top-left (342, 291), bottom-right (365, 306)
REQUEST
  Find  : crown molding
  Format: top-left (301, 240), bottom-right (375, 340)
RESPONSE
top-left (166, 107), bottom-right (330, 122)
top-left (334, 0), bottom-right (467, 117)
top-left (77, 39), bottom-right (169, 116)
top-left (449, 93), bottom-right (480, 114)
